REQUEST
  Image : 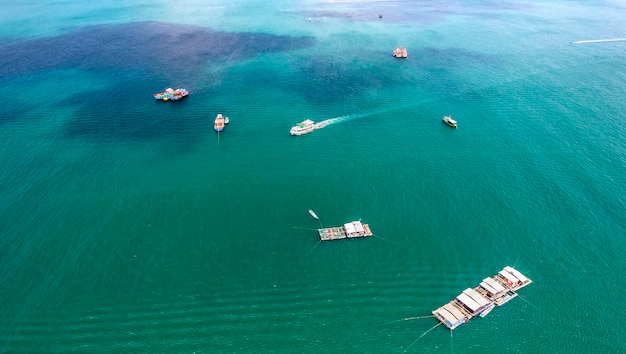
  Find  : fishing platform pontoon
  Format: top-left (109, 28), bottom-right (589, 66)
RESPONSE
top-left (432, 266), bottom-right (532, 330)
top-left (318, 221), bottom-right (372, 241)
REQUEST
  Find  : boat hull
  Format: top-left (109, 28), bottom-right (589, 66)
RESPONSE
top-left (290, 129), bottom-right (314, 136)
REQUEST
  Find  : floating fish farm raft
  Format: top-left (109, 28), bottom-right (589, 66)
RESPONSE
top-left (317, 221), bottom-right (372, 241)
top-left (432, 266), bottom-right (532, 330)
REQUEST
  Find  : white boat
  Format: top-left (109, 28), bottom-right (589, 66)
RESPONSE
top-left (308, 209), bottom-right (319, 220)
top-left (224, 116), bottom-right (230, 124)
top-left (290, 119), bottom-right (315, 136)
top-left (442, 115), bottom-right (458, 128)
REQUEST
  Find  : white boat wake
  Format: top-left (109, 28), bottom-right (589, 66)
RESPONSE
top-left (572, 38), bottom-right (626, 44)
top-left (309, 99), bottom-right (432, 134)
top-left (316, 115), bottom-right (351, 127)
top-left (317, 103), bottom-right (418, 129)
top-left (312, 114), bottom-right (367, 130)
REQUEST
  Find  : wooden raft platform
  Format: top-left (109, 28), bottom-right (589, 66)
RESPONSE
top-left (318, 221), bottom-right (372, 241)
top-left (432, 266), bottom-right (532, 330)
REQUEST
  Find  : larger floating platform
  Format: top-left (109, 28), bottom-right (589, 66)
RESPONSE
top-left (318, 221), bottom-right (372, 241)
top-left (432, 266), bottom-right (532, 330)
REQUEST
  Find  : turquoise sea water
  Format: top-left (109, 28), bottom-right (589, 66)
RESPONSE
top-left (1, 1), bottom-right (625, 352)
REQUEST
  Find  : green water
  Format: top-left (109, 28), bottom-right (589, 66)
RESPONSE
top-left (1, 0), bottom-right (625, 352)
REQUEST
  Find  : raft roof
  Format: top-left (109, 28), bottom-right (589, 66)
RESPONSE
top-left (499, 269), bottom-right (520, 285)
top-left (462, 288), bottom-right (491, 308)
top-left (456, 292), bottom-right (482, 313)
top-left (436, 305), bottom-right (465, 328)
top-left (344, 222), bottom-right (356, 235)
top-left (480, 277), bottom-right (506, 295)
top-left (344, 221), bottom-right (365, 236)
top-left (505, 266), bottom-right (530, 283)
top-left (443, 304), bottom-right (466, 321)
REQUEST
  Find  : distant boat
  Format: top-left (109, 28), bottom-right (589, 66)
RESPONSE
top-left (442, 115), bottom-right (458, 128)
top-left (154, 87), bottom-right (188, 101)
top-left (214, 114), bottom-right (225, 132)
top-left (308, 209), bottom-right (319, 220)
top-left (393, 47), bottom-right (408, 58)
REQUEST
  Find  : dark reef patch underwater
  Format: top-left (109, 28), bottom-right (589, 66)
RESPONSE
top-left (0, 21), bottom-right (315, 80)
top-left (0, 21), bottom-right (314, 143)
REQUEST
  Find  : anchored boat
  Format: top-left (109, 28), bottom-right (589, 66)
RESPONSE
top-left (308, 209), bottom-right (319, 220)
top-left (214, 114), bottom-right (225, 132)
top-left (154, 88), bottom-right (188, 101)
top-left (393, 47), bottom-right (408, 58)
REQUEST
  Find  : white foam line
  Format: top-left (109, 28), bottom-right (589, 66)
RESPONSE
top-left (572, 38), bottom-right (626, 44)
top-left (323, 102), bottom-right (420, 127)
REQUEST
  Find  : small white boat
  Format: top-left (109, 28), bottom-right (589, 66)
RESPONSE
top-left (224, 116), bottom-right (230, 124)
top-left (442, 115), bottom-right (458, 128)
top-left (308, 209), bottom-right (319, 220)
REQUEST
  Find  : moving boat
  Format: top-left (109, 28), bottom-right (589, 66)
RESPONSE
top-left (214, 114), bottom-right (225, 132)
top-left (290, 119), bottom-right (315, 136)
top-left (308, 209), bottom-right (319, 220)
top-left (393, 47), bottom-right (408, 58)
top-left (442, 115), bottom-right (458, 128)
top-left (154, 88), bottom-right (188, 101)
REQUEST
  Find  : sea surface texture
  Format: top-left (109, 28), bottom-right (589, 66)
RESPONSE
top-left (1, 0), bottom-right (625, 352)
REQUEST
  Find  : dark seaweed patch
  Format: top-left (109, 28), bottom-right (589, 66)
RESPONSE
top-left (0, 21), bottom-right (314, 80)
top-left (0, 21), bottom-right (313, 143)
